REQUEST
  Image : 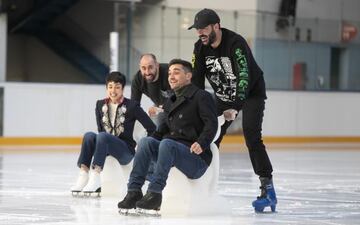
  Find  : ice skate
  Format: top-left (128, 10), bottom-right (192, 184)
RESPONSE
top-left (135, 191), bottom-right (162, 217)
top-left (118, 191), bottom-right (143, 216)
top-left (70, 170), bottom-right (89, 196)
top-left (252, 177), bottom-right (277, 213)
top-left (82, 170), bottom-right (101, 197)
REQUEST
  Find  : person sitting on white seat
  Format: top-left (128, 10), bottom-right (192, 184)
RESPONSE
top-left (117, 59), bottom-right (218, 215)
top-left (70, 72), bottom-right (156, 196)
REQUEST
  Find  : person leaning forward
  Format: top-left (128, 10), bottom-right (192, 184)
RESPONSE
top-left (131, 53), bottom-right (171, 117)
top-left (188, 8), bottom-right (277, 213)
top-left (130, 53), bottom-right (171, 180)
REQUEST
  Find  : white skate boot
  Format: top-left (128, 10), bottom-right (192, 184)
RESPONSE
top-left (82, 170), bottom-right (101, 197)
top-left (70, 170), bottom-right (89, 196)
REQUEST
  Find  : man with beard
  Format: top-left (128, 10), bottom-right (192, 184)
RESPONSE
top-left (131, 53), bottom-right (170, 118)
top-left (188, 8), bottom-right (277, 213)
top-left (131, 54), bottom-right (170, 181)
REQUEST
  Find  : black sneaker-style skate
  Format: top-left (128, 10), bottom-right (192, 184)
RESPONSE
top-left (135, 191), bottom-right (162, 217)
top-left (118, 191), bottom-right (143, 215)
top-left (252, 177), bottom-right (277, 213)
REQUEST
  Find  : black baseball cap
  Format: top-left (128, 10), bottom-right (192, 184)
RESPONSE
top-left (188, 8), bottom-right (220, 30)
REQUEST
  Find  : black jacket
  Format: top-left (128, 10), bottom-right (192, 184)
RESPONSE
top-left (131, 63), bottom-right (171, 106)
top-left (152, 84), bottom-right (218, 165)
top-left (95, 98), bottom-right (156, 153)
top-left (192, 28), bottom-right (266, 112)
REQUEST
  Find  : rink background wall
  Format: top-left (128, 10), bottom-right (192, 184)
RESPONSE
top-left (0, 82), bottom-right (359, 140)
top-left (6, 0), bottom-right (360, 84)
top-left (0, 14), bottom-right (6, 82)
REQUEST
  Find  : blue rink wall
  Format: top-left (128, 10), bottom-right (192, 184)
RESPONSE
top-left (1, 82), bottom-right (360, 139)
top-left (254, 38), bottom-right (360, 91)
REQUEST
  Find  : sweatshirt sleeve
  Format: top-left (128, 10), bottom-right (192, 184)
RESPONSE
top-left (131, 72), bottom-right (143, 103)
top-left (134, 102), bottom-right (156, 136)
top-left (191, 42), bottom-right (206, 90)
top-left (151, 104), bottom-right (170, 140)
top-left (232, 42), bottom-right (251, 101)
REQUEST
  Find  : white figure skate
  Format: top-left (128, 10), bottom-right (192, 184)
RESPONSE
top-left (82, 170), bottom-right (101, 197)
top-left (70, 170), bottom-right (89, 196)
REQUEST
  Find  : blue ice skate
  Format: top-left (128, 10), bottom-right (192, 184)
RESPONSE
top-left (252, 177), bottom-right (277, 213)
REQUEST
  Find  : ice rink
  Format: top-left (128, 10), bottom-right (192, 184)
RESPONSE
top-left (1, 143), bottom-right (360, 225)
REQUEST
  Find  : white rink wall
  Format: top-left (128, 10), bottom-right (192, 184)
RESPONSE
top-left (1, 82), bottom-right (153, 137)
top-left (1, 82), bottom-right (360, 137)
top-left (262, 91), bottom-right (360, 136)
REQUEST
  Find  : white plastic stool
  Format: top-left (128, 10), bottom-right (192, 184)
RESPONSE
top-left (161, 116), bottom-right (230, 216)
top-left (101, 156), bottom-right (133, 198)
top-left (101, 121), bottom-right (147, 198)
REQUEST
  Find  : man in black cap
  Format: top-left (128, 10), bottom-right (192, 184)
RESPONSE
top-left (188, 8), bottom-right (277, 213)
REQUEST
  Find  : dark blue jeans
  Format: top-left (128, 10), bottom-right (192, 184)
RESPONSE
top-left (77, 132), bottom-right (134, 169)
top-left (146, 112), bottom-right (166, 180)
top-left (128, 137), bottom-right (208, 193)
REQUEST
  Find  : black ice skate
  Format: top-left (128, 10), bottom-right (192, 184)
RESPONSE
top-left (135, 191), bottom-right (162, 217)
top-left (118, 191), bottom-right (143, 215)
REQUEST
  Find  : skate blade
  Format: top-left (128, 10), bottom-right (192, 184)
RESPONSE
top-left (135, 208), bottom-right (161, 217)
top-left (82, 191), bottom-right (101, 198)
top-left (254, 205), bottom-right (277, 213)
top-left (118, 208), bottom-right (139, 216)
top-left (71, 191), bottom-right (82, 197)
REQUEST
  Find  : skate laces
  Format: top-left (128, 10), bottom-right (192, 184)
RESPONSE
top-left (143, 192), bottom-right (153, 200)
top-left (125, 191), bottom-right (142, 201)
top-left (257, 185), bottom-right (267, 199)
top-left (257, 177), bottom-right (273, 199)
top-left (142, 192), bottom-right (161, 201)
top-left (79, 170), bottom-right (88, 176)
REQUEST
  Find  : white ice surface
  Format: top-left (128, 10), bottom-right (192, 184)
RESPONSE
top-left (0, 147), bottom-right (360, 225)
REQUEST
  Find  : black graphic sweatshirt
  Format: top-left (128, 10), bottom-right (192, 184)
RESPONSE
top-left (192, 28), bottom-right (266, 112)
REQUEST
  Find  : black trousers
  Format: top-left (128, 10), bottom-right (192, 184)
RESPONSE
top-left (215, 97), bottom-right (273, 178)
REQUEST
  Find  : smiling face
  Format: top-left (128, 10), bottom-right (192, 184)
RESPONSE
top-left (196, 24), bottom-right (218, 46)
top-left (139, 55), bottom-right (159, 83)
top-left (106, 81), bottom-right (123, 103)
top-left (168, 64), bottom-right (192, 91)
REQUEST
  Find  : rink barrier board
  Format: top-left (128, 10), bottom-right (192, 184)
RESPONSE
top-left (1, 136), bottom-right (360, 145)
